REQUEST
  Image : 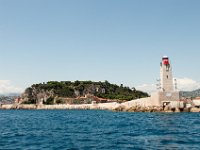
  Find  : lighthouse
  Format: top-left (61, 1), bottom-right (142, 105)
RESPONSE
top-left (158, 56), bottom-right (180, 105)
top-left (160, 56), bottom-right (174, 92)
top-left (125, 55), bottom-right (180, 108)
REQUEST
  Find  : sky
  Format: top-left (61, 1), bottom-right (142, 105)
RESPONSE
top-left (0, 0), bottom-right (200, 94)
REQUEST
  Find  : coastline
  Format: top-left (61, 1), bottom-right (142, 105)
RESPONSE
top-left (0, 103), bottom-right (120, 111)
top-left (1, 103), bottom-right (200, 112)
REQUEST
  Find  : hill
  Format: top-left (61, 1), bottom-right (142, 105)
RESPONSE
top-left (0, 95), bottom-right (19, 104)
top-left (21, 80), bottom-right (149, 104)
top-left (180, 89), bottom-right (200, 98)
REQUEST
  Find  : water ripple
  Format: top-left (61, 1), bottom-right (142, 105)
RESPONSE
top-left (0, 110), bottom-right (200, 149)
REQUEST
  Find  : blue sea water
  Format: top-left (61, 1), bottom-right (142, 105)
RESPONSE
top-left (0, 110), bottom-right (200, 150)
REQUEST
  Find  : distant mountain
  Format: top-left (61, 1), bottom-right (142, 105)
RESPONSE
top-left (180, 89), bottom-right (200, 98)
top-left (0, 95), bottom-right (19, 104)
top-left (0, 93), bottom-right (20, 97)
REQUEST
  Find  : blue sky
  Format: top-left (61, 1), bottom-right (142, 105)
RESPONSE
top-left (0, 0), bottom-right (200, 94)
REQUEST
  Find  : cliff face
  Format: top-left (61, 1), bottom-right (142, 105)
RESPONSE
top-left (21, 87), bottom-right (54, 104)
top-left (21, 81), bottom-right (149, 104)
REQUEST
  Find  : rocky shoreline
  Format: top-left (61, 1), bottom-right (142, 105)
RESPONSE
top-left (114, 105), bottom-right (200, 112)
top-left (1, 103), bottom-right (200, 112)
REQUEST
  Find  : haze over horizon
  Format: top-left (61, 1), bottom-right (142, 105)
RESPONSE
top-left (1, 0), bottom-right (200, 95)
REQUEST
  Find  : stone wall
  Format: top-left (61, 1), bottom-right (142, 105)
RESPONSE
top-left (158, 91), bottom-right (180, 102)
top-left (121, 91), bottom-right (180, 108)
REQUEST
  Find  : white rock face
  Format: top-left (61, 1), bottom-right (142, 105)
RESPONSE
top-left (192, 100), bottom-right (200, 106)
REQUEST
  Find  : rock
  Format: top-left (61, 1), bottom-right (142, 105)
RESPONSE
top-left (113, 105), bottom-right (126, 112)
top-left (190, 107), bottom-right (200, 112)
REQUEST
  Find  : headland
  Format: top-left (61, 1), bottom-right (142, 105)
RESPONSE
top-left (1, 56), bottom-right (200, 112)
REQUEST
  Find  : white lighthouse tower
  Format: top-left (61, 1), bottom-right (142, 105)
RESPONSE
top-left (160, 56), bottom-right (174, 92)
top-left (158, 56), bottom-right (180, 105)
top-left (125, 55), bottom-right (180, 108)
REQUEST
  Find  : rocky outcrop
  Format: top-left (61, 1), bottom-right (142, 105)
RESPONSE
top-left (190, 107), bottom-right (200, 112)
top-left (20, 81), bottom-right (149, 104)
top-left (21, 87), bottom-right (54, 104)
top-left (113, 105), bottom-right (163, 112)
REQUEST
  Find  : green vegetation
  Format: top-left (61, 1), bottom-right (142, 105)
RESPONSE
top-left (22, 80), bottom-right (149, 104)
top-left (44, 97), bottom-right (54, 105)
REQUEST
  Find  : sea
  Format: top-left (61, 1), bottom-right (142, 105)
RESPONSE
top-left (0, 110), bottom-right (200, 150)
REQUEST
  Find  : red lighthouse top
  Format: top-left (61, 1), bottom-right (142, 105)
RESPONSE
top-left (162, 56), bottom-right (169, 65)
